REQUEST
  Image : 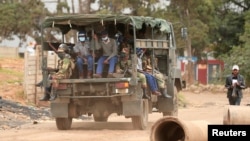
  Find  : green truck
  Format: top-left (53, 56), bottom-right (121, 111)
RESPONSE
top-left (40, 14), bottom-right (185, 130)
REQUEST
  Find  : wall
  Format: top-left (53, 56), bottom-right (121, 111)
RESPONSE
top-left (0, 47), bottom-right (19, 58)
top-left (23, 45), bottom-right (58, 106)
top-left (196, 60), bottom-right (224, 85)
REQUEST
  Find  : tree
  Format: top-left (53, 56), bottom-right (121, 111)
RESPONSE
top-left (167, 0), bottom-right (214, 84)
top-left (0, 0), bottom-right (48, 45)
top-left (219, 10), bottom-right (250, 86)
top-left (212, 0), bottom-right (250, 57)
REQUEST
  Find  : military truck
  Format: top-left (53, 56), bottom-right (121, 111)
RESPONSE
top-left (40, 14), bottom-right (184, 130)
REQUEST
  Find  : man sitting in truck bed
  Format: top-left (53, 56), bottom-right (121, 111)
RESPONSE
top-left (142, 49), bottom-right (171, 98)
top-left (93, 30), bottom-right (118, 78)
top-left (74, 31), bottom-right (94, 79)
top-left (115, 46), bottom-right (150, 99)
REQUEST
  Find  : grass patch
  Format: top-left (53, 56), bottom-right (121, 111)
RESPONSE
top-left (0, 68), bottom-right (23, 84)
top-left (178, 91), bottom-right (187, 108)
top-left (16, 89), bottom-right (26, 99)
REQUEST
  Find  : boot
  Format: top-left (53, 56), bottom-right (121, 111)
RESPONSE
top-left (87, 71), bottom-right (92, 78)
top-left (79, 72), bottom-right (84, 79)
top-left (49, 89), bottom-right (57, 101)
top-left (93, 73), bottom-right (102, 78)
top-left (152, 91), bottom-right (162, 96)
top-left (142, 88), bottom-right (150, 99)
top-left (160, 88), bottom-right (172, 98)
top-left (39, 93), bottom-right (50, 101)
top-left (35, 80), bottom-right (43, 87)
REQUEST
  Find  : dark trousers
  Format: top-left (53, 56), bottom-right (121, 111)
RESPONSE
top-left (228, 96), bottom-right (241, 105)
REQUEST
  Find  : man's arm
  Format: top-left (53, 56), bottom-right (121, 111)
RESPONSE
top-left (225, 76), bottom-right (232, 89)
top-left (238, 75), bottom-right (246, 89)
top-left (107, 39), bottom-right (117, 60)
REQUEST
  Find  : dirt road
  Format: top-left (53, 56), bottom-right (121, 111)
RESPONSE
top-left (1, 91), bottom-right (250, 141)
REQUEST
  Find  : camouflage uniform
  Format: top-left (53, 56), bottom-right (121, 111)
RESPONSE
top-left (40, 44), bottom-right (74, 101)
top-left (115, 59), bottom-right (132, 77)
top-left (142, 55), bottom-right (165, 89)
top-left (51, 54), bottom-right (72, 88)
top-left (141, 51), bottom-right (171, 98)
top-left (153, 70), bottom-right (166, 88)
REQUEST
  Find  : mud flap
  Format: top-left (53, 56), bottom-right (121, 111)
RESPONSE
top-left (122, 100), bottom-right (142, 116)
top-left (157, 97), bottom-right (174, 112)
top-left (50, 103), bottom-right (68, 118)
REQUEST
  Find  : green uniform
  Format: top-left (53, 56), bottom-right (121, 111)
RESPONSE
top-left (116, 59), bottom-right (147, 86)
top-left (153, 70), bottom-right (166, 88)
top-left (142, 55), bottom-right (165, 88)
top-left (51, 54), bottom-right (72, 87)
top-left (116, 59), bottom-right (132, 77)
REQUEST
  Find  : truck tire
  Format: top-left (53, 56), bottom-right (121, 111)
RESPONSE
top-left (93, 101), bottom-right (111, 122)
top-left (131, 99), bottom-right (148, 130)
top-left (56, 117), bottom-right (72, 130)
top-left (93, 116), bottom-right (108, 122)
top-left (163, 86), bottom-right (178, 116)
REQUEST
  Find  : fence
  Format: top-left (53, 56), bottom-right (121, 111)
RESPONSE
top-left (24, 45), bottom-right (58, 106)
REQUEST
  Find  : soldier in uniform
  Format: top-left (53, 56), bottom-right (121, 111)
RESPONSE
top-left (136, 48), bottom-right (162, 97)
top-left (115, 47), bottom-right (150, 99)
top-left (142, 50), bottom-right (171, 98)
top-left (39, 44), bottom-right (73, 101)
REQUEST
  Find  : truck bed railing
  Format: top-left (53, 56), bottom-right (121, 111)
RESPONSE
top-left (57, 78), bottom-right (132, 83)
top-left (136, 39), bottom-right (168, 49)
top-left (58, 93), bottom-right (132, 98)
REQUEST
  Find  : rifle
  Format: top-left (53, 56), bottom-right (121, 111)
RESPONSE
top-left (138, 69), bottom-right (164, 82)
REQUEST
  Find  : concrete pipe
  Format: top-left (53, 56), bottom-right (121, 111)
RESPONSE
top-left (150, 116), bottom-right (209, 141)
top-left (223, 105), bottom-right (250, 125)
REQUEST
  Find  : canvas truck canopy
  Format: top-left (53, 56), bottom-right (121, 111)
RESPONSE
top-left (41, 14), bottom-right (171, 34)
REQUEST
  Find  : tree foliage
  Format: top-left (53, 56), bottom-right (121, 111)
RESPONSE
top-left (219, 10), bottom-right (250, 85)
top-left (0, 0), bottom-right (49, 44)
top-left (1, 0), bottom-right (250, 84)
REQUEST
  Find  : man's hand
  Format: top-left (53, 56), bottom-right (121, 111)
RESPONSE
top-left (104, 59), bottom-right (109, 64)
top-left (83, 58), bottom-right (87, 63)
top-left (46, 67), bottom-right (54, 71)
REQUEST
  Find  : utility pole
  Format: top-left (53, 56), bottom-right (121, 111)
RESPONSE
top-left (185, 3), bottom-right (194, 85)
top-left (71, 0), bottom-right (75, 14)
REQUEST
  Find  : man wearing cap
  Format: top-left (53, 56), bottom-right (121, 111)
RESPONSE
top-left (93, 30), bottom-right (118, 78)
top-left (225, 65), bottom-right (246, 105)
top-left (74, 31), bottom-right (94, 79)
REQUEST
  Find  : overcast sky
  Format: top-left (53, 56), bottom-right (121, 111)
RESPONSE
top-left (42, 0), bottom-right (170, 13)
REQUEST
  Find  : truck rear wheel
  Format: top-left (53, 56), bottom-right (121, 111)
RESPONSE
top-left (93, 116), bottom-right (108, 122)
top-left (93, 101), bottom-right (111, 122)
top-left (163, 86), bottom-right (178, 116)
top-left (56, 117), bottom-right (72, 130)
top-left (131, 99), bottom-right (148, 130)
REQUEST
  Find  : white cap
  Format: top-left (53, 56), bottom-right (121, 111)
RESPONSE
top-left (232, 65), bottom-right (239, 70)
